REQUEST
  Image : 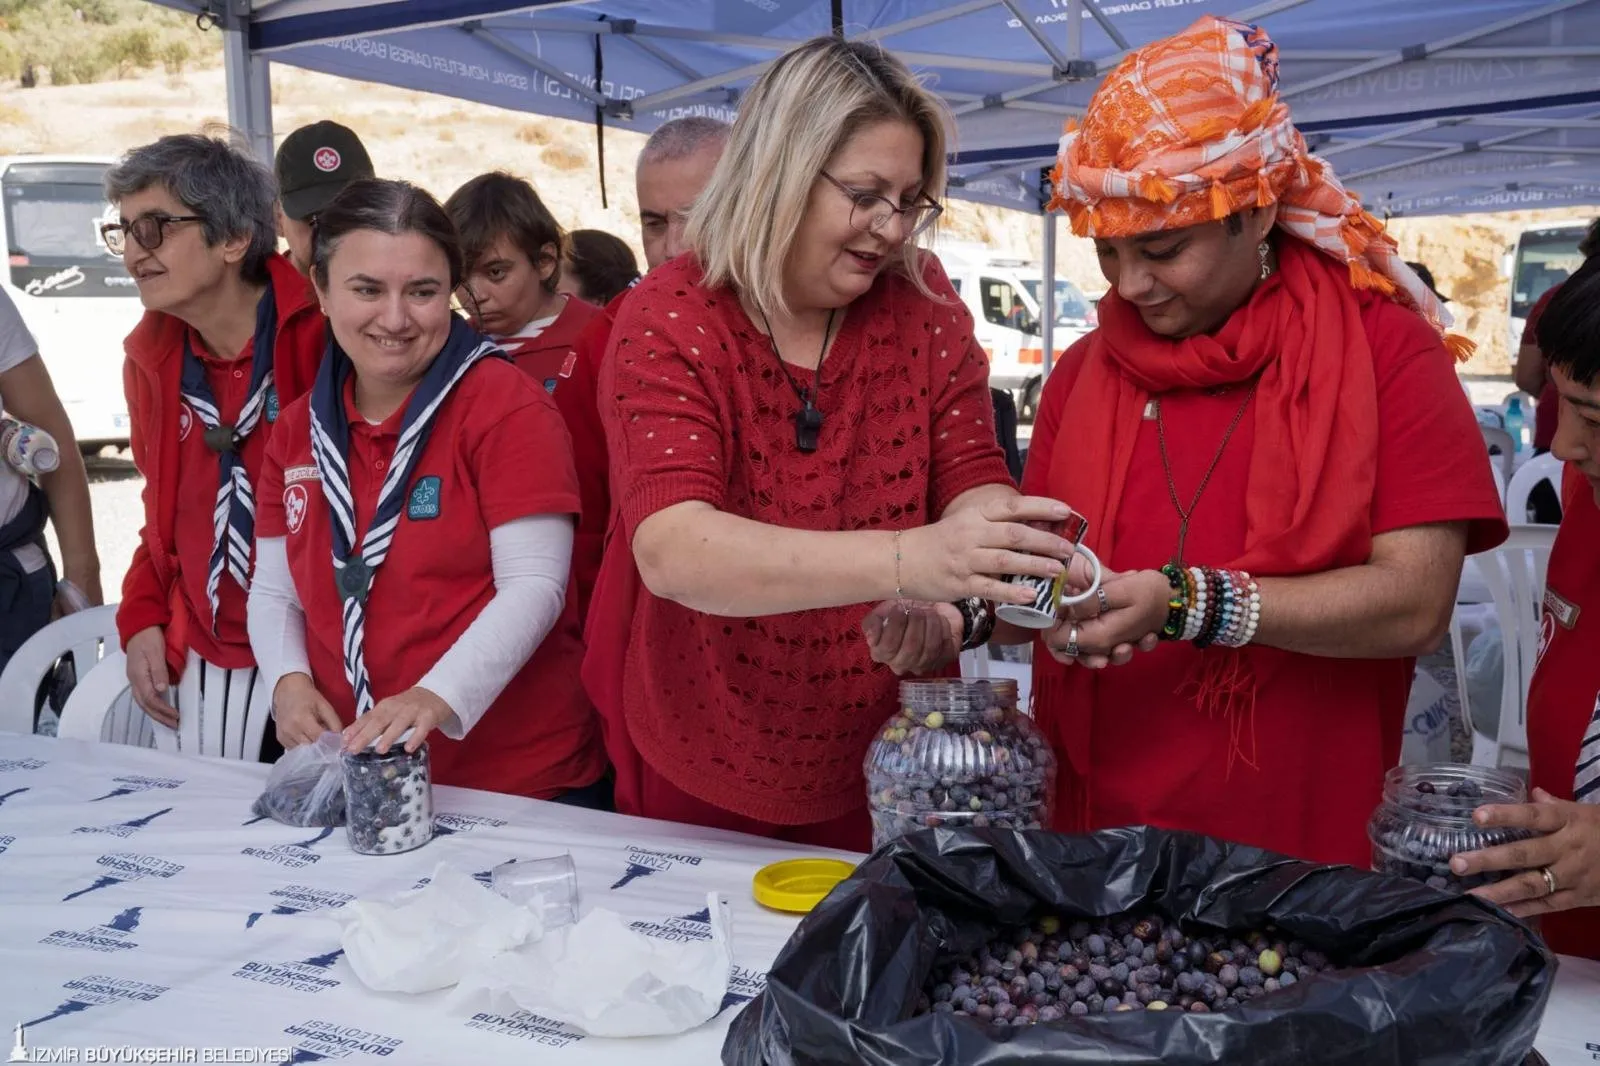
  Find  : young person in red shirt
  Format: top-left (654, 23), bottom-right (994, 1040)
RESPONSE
top-left (445, 173), bottom-right (608, 620)
top-left (1453, 255), bottom-right (1600, 960)
top-left (559, 229), bottom-right (639, 309)
top-left (1013, 16), bottom-right (1506, 868)
top-left (248, 179), bottom-right (606, 803)
top-left (106, 134), bottom-right (326, 751)
top-left (589, 37), bottom-right (1081, 851)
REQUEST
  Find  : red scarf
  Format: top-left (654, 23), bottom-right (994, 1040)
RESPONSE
top-left (1036, 238), bottom-right (1381, 809)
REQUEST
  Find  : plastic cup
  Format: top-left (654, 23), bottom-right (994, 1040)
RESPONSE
top-left (490, 854), bottom-right (579, 930)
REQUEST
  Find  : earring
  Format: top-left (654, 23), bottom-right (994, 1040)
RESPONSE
top-left (1258, 240), bottom-right (1273, 280)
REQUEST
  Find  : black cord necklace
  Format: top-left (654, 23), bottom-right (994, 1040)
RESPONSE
top-left (758, 308), bottom-right (838, 453)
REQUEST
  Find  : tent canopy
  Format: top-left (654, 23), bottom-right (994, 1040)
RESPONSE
top-left (159, 0), bottom-right (1600, 216)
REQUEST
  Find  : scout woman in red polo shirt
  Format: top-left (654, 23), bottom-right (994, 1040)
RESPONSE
top-left (444, 173), bottom-right (609, 619)
top-left (1014, 16), bottom-right (1506, 868)
top-left (1453, 257), bottom-right (1600, 960)
top-left (589, 37), bottom-right (1082, 851)
top-left (248, 179), bottom-right (606, 803)
top-left (107, 134), bottom-right (325, 753)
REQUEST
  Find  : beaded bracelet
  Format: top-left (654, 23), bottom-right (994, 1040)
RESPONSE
top-left (1159, 564), bottom-right (1187, 640)
top-left (1156, 565), bottom-right (1262, 648)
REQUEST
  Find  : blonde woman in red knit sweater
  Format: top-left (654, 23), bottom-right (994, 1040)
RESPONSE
top-left (587, 36), bottom-right (1083, 850)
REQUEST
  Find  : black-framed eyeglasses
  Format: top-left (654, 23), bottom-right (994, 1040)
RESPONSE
top-left (820, 172), bottom-right (943, 239)
top-left (100, 214), bottom-right (205, 256)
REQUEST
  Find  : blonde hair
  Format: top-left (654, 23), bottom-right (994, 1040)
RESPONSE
top-left (687, 36), bottom-right (949, 320)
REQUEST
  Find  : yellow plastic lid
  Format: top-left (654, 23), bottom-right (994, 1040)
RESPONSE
top-left (752, 858), bottom-right (857, 914)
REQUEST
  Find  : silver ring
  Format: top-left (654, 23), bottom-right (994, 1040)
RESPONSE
top-left (1096, 587), bottom-right (1111, 615)
top-left (1064, 625), bottom-right (1080, 659)
top-left (1541, 866), bottom-right (1558, 896)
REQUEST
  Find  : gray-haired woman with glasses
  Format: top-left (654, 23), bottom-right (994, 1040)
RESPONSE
top-left (105, 131), bottom-right (326, 759)
top-left (585, 36), bottom-right (1082, 849)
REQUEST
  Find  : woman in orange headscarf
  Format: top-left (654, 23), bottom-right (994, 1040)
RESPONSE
top-left (1011, 16), bottom-right (1507, 868)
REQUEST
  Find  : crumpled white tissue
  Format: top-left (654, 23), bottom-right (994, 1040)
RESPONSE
top-left (449, 891), bottom-right (735, 1037)
top-left (338, 863), bottom-right (544, 993)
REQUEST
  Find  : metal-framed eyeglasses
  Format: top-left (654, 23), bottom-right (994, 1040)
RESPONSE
top-left (100, 213), bottom-right (205, 257)
top-left (819, 172), bottom-right (942, 239)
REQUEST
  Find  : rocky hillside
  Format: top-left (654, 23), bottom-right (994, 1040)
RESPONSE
top-left (1, 63), bottom-right (1586, 371)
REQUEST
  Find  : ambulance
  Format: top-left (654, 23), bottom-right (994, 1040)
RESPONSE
top-left (1, 156), bottom-right (138, 447)
top-left (931, 241), bottom-right (1096, 421)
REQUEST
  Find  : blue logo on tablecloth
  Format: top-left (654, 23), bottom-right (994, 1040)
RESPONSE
top-left (278, 1020), bottom-right (402, 1062)
top-left (243, 826), bottom-right (336, 868)
top-left (246, 885), bottom-right (356, 928)
top-left (610, 845), bottom-right (704, 890)
top-left (0, 835), bottom-right (13, 856)
top-left (89, 775), bottom-right (183, 802)
top-left (73, 807), bottom-right (173, 837)
top-left (233, 948), bottom-right (345, 995)
top-left (39, 907), bottom-right (144, 952)
top-left (62, 853), bottom-right (184, 900)
top-left (629, 905), bottom-right (713, 944)
top-left (720, 965), bottom-right (767, 1015)
top-left (430, 813), bottom-right (508, 837)
top-left (464, 1009), bottom-right (585, 1049)
top-left (22, 975), bottom-right (169, 1028)
top-left (0, 788), bottom-right (27, 809)
top-left (0, 758), bottom-right (46, 772)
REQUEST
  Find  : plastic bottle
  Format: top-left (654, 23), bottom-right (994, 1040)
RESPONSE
top-left (0, 415), bottom-right (60, 475)
top-left (1504, 397), bottom-right (1525, 454)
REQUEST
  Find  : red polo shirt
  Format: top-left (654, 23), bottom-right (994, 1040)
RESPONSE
top-left (1526, 463), bottom-right (1600, 959)
top-left (492, 296), bottom-right (609, 620)
top-left (257, 357), bottom-right (604, 799)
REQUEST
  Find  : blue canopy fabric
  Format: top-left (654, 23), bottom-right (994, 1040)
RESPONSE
top-left (159, 0), bottom-right (1600, 217)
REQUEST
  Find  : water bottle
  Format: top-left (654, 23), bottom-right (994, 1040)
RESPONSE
top-left (0, 416), bottom-right (59, 475)
top-left (1505, 397), bottom-right (1525, 454)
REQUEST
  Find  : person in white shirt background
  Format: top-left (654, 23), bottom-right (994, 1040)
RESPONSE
top-left (0, 288), bottom-right (101, 689)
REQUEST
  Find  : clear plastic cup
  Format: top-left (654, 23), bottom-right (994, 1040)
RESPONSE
top-left (490, 854), bottom-right (579, 930)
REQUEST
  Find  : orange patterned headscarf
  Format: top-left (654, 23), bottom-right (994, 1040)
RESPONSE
top-left (1050, 15), bottom-right (1471, 358)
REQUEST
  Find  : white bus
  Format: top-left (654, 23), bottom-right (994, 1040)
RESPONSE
top-left (2, 156), bottom-right (139, 447)
top-left (1505, 221), bottom-right (1589, 356)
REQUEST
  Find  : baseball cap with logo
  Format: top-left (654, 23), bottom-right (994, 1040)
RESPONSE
top-left (275, 121), bottom-right (375, 221)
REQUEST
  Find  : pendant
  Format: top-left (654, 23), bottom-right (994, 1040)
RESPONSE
top-left (337, 557), bottom-right (374, 604)
top-left (794, 400), bottom-right (823, 453)
top-left (203, 424), bottom-right (238, 454)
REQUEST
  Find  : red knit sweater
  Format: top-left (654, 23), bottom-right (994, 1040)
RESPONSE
top-left (593, 254), bottom-right (1014, 825)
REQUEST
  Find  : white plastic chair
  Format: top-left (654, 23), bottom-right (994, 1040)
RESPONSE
top-left (1481, 426), bottom-right (1516, 488)
top-left (1466, 525), bottom-right (1557, 770)
top-left (0, 606), bottom-right (125, 736)
top-left (59, 648), bottom-right (271, 760)
top-left (1505, 452), bottom-right (1563, 525)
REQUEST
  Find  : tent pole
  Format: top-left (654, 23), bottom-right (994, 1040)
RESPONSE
top-left (1041, 212), bottom-right (1056, 379)
top-left (832, 0), bottom-right (844, 37)
top-left (223, 15), bottom-right (273, 165)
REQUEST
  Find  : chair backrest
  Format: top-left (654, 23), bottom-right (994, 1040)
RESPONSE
top-left (56, 650), bottom-right (157, 747)
top-left (1473, 525), bottom-right (1558, 768)
top-left (1481, 426), bottom-right (1516, 488)
top-left (0, 605), bottom-right (121, 736)
top-left (1506, 452), bottom-right (1563, 525)
top-left (162, 655), bottom-right (271, 761)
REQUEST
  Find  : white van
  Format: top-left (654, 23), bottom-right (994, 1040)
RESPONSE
top-left (1503, 221), bottom-right (1588, 355)
top-left (932, 241), bottom-right (1095, 420)
top-left (2, 156), bottom-right (138, 447)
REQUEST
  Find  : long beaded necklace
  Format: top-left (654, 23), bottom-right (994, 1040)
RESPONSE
top-left (1154, 382), bottom-right (1257, 567)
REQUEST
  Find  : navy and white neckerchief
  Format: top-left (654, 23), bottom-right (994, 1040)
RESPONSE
top-left (308, 315), bottom-right (500, 715)
top-left (180, 279), bottom-right (278, 631)
top-left (1576, 692), bottom-right (1600, 804)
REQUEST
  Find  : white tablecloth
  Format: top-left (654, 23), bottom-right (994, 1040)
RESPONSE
top-left (0, 733), bottom-right (1595, 1065)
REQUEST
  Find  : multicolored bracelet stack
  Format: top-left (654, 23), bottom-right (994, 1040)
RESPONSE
top-left (1159, 564), bottom-right (1261, 648)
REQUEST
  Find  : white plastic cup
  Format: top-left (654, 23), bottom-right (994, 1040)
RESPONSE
top-left (490, 854), bottom-right (579, 930)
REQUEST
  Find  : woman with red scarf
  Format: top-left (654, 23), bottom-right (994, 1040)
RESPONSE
top-left (1013, 16), bottom-right (1507, 868)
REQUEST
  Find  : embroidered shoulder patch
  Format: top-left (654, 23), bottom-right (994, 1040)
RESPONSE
top-left (264, 385), bottom-right (280, 423)
top-left (407, 476), bottom-right (442, 521)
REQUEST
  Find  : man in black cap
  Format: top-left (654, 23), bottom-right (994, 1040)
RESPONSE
top-left (273, 120), bottom-right (375, 276)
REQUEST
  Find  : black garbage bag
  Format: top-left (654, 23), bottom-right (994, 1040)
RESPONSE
top-left (724, 827), bottom-right (1555, 1066)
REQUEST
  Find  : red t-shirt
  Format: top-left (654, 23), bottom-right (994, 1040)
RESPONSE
top-left (493, 297), bottom-right (610, 621)
top-left (257, 358), bottom-right (604, 799)
top-left (595, 255), bottom-right (1015, 827)
top-left (1523, 286), bottom-right (1560, 452)
top-left (1526, 464), bottom-right (1600, 959)
top-left (170, 332), bottom-right (269, 669)
top-left (1024, 292), bottom-right (1507, 868)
